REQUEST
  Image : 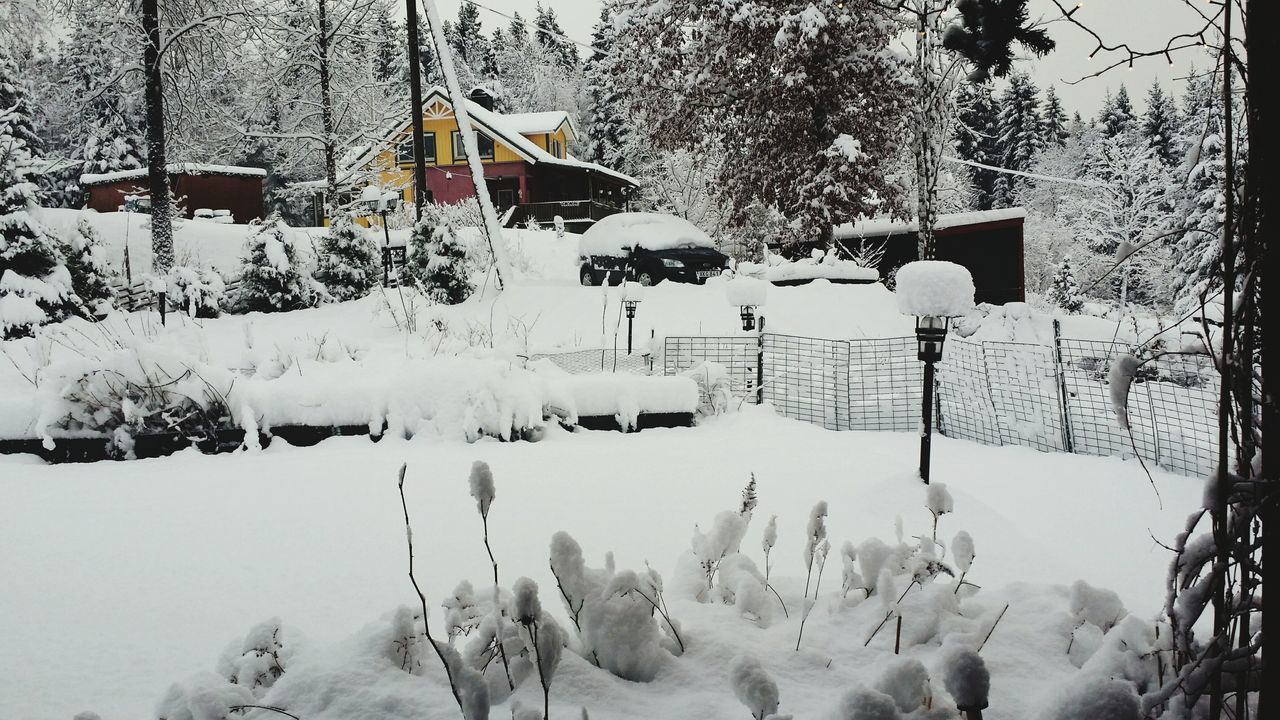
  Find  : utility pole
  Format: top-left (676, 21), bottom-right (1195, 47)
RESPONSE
top-left (405, 0), bottom-right (429, 219)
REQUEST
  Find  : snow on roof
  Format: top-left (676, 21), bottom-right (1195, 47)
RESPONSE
top-left (502, 110), bottom-right (576, 138)
top-left (579, 212), bottom-right (716, 257)
top-left (80, 164), bottom-right (267, 186)
top-left (833, 208), bottom-right (1027, 240)
top-left (333, 87), bottom-right (635, 188)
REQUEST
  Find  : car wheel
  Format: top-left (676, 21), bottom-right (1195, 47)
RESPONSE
top-left (580, 267), bottom-right (596, 286)
top-left (637, 272), bottom-right (656, 287)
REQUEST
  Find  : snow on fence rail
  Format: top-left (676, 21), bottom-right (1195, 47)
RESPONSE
top-left (663, 324), bottom-right (1219, 478)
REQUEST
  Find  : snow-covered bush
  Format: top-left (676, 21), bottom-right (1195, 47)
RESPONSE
top-left (404, 218), bottom-right (472, 305)
top-left (1, 122), bottom-right (78, 338)
top-left (729, 655), bottom-right (780, 720)
top-left (62, 216), bottom-right (115, 316)
top-left (1047, 255), bottom-right (1084, 314)
top-left (230, 214), bottom-right (326, 313)
top-left (681, 361), bottom-right (735, 418)
top-left (166, 265), bottom-right (226, 318)
top-left (1041, 676), bottom-right (1141, 720)
top-left (154, 673), bottom-right (255, 720)
top-left (216, 618), bottom-right (290, 696)
top-left (836, 687), bottom-right (903, 720)
top-left (313, 214), bottom-right (380, 302)
top-left (549, 531), bottom-right (681, 682)
top-left (873, 657), bottom-right (931, 714)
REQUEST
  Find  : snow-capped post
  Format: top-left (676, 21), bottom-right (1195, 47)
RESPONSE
top-left (419, 0), bottom-right (512, 289)
top-left (358, 185), bottom-right (399, 284)
top-left (726, 276), bottom-right (769, 403)
top-left (622, 282), bottom-right (644, 355)
top-left (896, 261), bottom-right (975, 484)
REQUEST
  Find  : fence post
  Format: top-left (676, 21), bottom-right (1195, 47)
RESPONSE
top-left (756, 316), bottom-right (766, 405)
top-left (1052, 320), bottom-right (1076, 454)
top-left (934, 358), bottom-right (946, 436)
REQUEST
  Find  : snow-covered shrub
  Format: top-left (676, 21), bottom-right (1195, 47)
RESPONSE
top-left (166, 265), bottom-right (225, 318)
top-left (313, 214), bottom-right (380, 302)
top-left (1069, 579), bottom-right (1127, 635)
top-left (230, 214), bottom-right (325, 313)
top-left (873, 657), bottom-right (931, 714)
top-left (1041, 676), bottom-right (1141, 720)
top-left (404, 218), bottom-right (472, 305)
top-left (62, 216), bottom-right (115, 316)
top-left (836, 687), bottom-right (903, 720)
top-left (729, 655), bottom-right (780, 719)
top-left (681, 361), bottom-right (736, 418)
top-left (941, 647), bottom-right (989, 714)
top-left (802, 501), bottom-right (829, 597)
top-left (1, 126), bottom-right (78, 338)
top-left (154, 672), bottom-right (255, 720)
top-left (1047, 255), bottom-right (1084, 314)
top-left (216, 618), bottom-right (289, 696)
top-left (35, 331), bottom-right (237, 457)
top-left (548, 531), bottom-right (680, 682)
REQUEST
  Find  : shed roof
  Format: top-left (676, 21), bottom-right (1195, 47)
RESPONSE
top-left (80, 164), bottom-right (267, 187)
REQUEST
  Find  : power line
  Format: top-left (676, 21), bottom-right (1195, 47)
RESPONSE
top-left (463, 0), bottom-right (613, 58)
top-left (941, 155), bottom-right (1113, 188)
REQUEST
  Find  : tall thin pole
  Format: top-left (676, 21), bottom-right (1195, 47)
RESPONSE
top-left (920, 361), bottom-right (935, 484)
top-left (405, 0), bottom-right (429, 219)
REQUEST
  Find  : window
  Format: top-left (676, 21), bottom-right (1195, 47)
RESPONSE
top-left (396, 133), bottom-right (436, 165)
top-left (452, 131), bottom-right (494, 162)
top-left (549, 139), bottom-right (563, 159)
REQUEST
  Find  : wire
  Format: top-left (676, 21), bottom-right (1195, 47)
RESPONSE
top-left (941, 155), bottom-right (1114, 188)
top-left (463, 0), bottom-right (615, 58)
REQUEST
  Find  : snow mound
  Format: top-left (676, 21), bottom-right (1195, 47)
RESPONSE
top-left (895, 261), bottom-right (975, 317)
top-left (578, 212), bottom-right (715, 258)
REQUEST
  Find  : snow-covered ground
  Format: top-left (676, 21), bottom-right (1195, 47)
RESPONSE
top-left (0, 409), bottom-right (1197, 720)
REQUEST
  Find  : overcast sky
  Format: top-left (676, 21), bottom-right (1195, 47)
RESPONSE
top-left (432, 0), bottom-right (1220, 117)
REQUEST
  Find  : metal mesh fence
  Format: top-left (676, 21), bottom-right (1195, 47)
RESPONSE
top-left (528, 348), bottom-right (651, 375)
top-left (661, 332), bottom-right (1219, 477)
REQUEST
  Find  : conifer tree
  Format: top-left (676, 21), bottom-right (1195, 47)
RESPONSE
top-left (0, 49), bottom-right (42, 159)
top-left (63, 217), bottom-right (115, 316)
top-left (534, 3), bottom-right (578, 71)
top-left (1142, 81), bottom-right (1179, 167)
top-left (370, 4), bottom-right (403, 85)
top-left (64, 6), bottom-right (145, 177)
top-left (582, 8), bottom-right (630, 169)
top-left (0, 95), bottom-right (76, 338)
top-left (231, 214), bottom-right (323, 313)
top-left (1098, 85), bottom-right (1138, 139)
top-left (314, 214), bottom-right (380, 302)
top-left (992, 72), bottom-right (1043, 207)
top-left (954, 82), bottom-right (1001, 210)
top-left (404, 219), bottom-right (471, 305)
top-left (1041, 85), bottom-right (1069, 147)
top-left (1047, 255), bottom-right (1084, 313)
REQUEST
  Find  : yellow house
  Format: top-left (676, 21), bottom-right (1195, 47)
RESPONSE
top-left (311, 86), bottom-right (638, 231)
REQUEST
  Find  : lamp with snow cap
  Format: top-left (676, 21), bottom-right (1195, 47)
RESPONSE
top-left (623, 282), bottom-right (644, 354)
top-left (360, 186), bottom-right (400, 283)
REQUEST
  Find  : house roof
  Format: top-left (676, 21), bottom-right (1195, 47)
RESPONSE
top-left (832, 208), bottom-right (1026, 240)
top-left (333, 87), bottom-right (636, 188)
top-left (80, 163), bottom-right (267, 187)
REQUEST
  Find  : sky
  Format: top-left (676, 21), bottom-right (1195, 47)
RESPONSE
top-left (431, 0), bottom-right (1222, 117)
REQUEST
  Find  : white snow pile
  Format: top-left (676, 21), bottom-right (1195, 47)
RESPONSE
top-left (738, 249), bottom-right (878, 284)
top-left (895, 261), bottom-right (976, 317)
top-left (527, 360), bottom-right (698, 429)
top-left (725, 275), bottom-right (770, 307)
top-left (578, 212), bottom-right (716, 258)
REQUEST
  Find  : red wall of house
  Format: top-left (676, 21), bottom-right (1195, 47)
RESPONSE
top-left (424, 162), bottom-right (528, 204)
top-left (84, 173), bottom-right (264, 224)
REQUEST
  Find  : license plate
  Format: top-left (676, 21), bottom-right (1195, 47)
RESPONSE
top-left (697, 269), bottom-right (721, 279)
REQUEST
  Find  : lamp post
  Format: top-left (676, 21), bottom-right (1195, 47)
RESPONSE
top-left (915, 315), bottom-right (949, 485)
top-left (361, 186), bottom-right (400, 284)
top-left (622, 281), bottom-right (644, 355)
top-left (726, 276), bottom-right (770, 404)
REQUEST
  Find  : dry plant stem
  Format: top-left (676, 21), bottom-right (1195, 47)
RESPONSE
top-left (977, 603), bottom-right (1010, 653)
top-left (632, 588), bottom-right (684, 653)
top-left (894, 615), bottom-right (903, 655)
top-left (228, 705), bottom-right (300, 720)
top-left (763, 550), bottom-right (789, 618)
top-left (864, 581), bottom-right (918, 647)
top-left (795, 555), bottom-right (828, 652)
top-left (397, 464), bottom-right (466, 716)
top-left (481, 513), bottom-right (514, 691)
top-left (529, 621), bottom-right (551, 720)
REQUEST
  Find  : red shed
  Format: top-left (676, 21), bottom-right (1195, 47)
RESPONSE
top-left (80, 164), bottom-right (266, 224)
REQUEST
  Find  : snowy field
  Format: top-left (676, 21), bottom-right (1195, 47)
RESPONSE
top-left (0, 409), bottom-right (1198, 720)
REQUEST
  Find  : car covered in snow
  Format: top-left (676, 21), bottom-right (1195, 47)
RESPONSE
top-left (578, 212), bottom-right (729, 286)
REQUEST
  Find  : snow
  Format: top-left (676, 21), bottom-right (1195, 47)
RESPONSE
top-left (79, 163), bottom-right (267, 186)
top-left (502, 110), bottom-right (575, 136)
top-left (833, 208), bottom-right (1027, 240)
top-left (738, 257), bottom-right (879, 284)
top-left (941, 647), bottom-right (990, 711)
top-left (729, 655), bottom-right (780, 719)
top-left (0, 408), bottom-right (1204, 720)
top-left (725, 275), bottom-right (770, 307)
top-left (578, 212), bottom-right (716, 258)
top-left (895, 261), bottom-right (976, 317)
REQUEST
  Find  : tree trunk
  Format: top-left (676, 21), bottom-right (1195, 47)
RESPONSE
top-left (316, 0), bottom-right (338, 215)
top-left (142, 0), bottom-right (173, 274)
top-left (405, 2), bottom-right (429, 219)
top-left (914, 2), bottom-right (944, 261)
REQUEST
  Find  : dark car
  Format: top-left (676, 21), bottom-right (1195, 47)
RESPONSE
top-left (578, 212), bottom-right (729, 286)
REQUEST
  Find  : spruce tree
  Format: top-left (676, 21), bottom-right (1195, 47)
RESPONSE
top-left (64, 6), bottom-right (145, 177)
top-left (1098, 85), bottom-right (1138, 139)
top-left (1041, 85), bottom-right (1069, 147)
top-left (582, 8), bottom-right (631, 169)
top-left (404, 219), bottom-right (471, 305)
top-left (0, 49), bottom-right (42, 159)
top-left (1047, 255), bottom-right (1084, 313)
top-left (314, 214), bottom-right (380, 302)
top-left (231, 214), bottom-right (323, 313)
top-left (0, 103), bottom-right (76, 338)
top-left (63, 217), bottom-right (116, 317)
top-left (993, 72), bottom-right (1043, 207)
top-left (1142, 81), bottom-right (1179, 166)
top-left (534, 2), bottom-right (579, 71)
top-left (371, 5), bottom-right (403, 85)
top-left (954, 82), bottom-right (1001, 210)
